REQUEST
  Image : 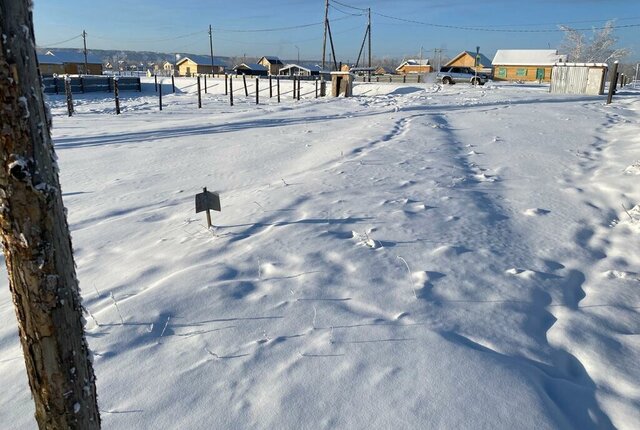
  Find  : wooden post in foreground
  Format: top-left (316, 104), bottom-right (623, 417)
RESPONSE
top-left (607, 61), bottom-right (619, 105)
top-left (297, 76), bottom-right (301, 101)
top-left (256, 78), bottom-right (259, 105)
top-left (269, 75), bottom-right (273, 98)
top-left (197, 75), bottom-right (202, 108)
top-left (114, 77), bottom-right (120, 114)
top-left (277, 76), bottom-right (280, 103)
top-left (0, 1), bottom-right (101, 428)
top-left (171, 75), bottom-right (175, 93)
top-left (64, 77), bottom-right (74, 116)
top-left (242, 74), bottom-right (248, 96)
top-left (225, 74), bottom-right (228, 95)
top-left (159, 80), bottom-right (163, 111)
top-left (229, 75), bottom-right (234, 106)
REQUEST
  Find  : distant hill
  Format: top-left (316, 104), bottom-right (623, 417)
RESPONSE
top-left (36, 48), bottom-right (321, 69)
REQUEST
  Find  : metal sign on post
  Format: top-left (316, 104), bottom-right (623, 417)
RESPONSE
top-left (195, 187), bottom-right (221, 228)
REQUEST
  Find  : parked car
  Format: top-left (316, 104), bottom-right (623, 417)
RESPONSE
top-left (436, 66), bottom-right (488, 85)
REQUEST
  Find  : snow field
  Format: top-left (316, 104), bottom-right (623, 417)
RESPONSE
top-left (0, 78), bottom-right (639, 429)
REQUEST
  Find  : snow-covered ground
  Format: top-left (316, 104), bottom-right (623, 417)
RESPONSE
top-left (1, 77), bottom-right (639, 429)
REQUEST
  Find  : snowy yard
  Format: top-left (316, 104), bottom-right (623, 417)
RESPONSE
top-left (1, 78), bottom-right (639, 429)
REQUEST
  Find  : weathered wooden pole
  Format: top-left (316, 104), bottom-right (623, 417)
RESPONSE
top-left (293, 76), bottom-right (297, 99)
top-left (159, 80), bottom-right (163, 111)
top-left (229, 75), bottom-right (234, 106)
top-left (171, 75), bottom-right (175, 93)
top-left (269, 75), bottom-right (273, 98)
top-left (315, 78), bottom-right (318, 98)
top-left (255, 78), bottom-right (259, 104)
top-left (79, 75), bottom-right (85, 93)
top-left (607, 61), bottom-right (619, 105)
top-left (114, 77), bottom-right (120, 115)
top-left (297, 76), bottom-right (301, 101)
top-left (0, 1), bottom-right (101, 428)
top-left (277, 76), bottom-right (280, 103)
top-left (224, 73), bottom-right (228, 95)
top-left (197, 75), bottom-right (202, 108)
top-left (204, 74), bottom-right (208, 93)
top-left (154, 74), bottom-right (158, 92)
top-left (242, 74), bottom-right (248, 96)
top-left (65, 77), bottom-right (74, 116)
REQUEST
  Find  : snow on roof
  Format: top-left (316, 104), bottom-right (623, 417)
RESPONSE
top-left (492, 49), bottom-right (567, 66)
top-left (260, 56), bottom-right (283, 64)
top-left (234, 63), bottom-right (268, 71)
top-left (42, 50), bottom-right (102, 64)
top-left (279, 64), bottom-right (324, 73)
top-left (554, 62), bottom-right (608, 68)
top-left (396, 59), bottom-right (430, 71)
top-left (176, 55), bottom-right (226, 66)
top-left (37, 53), bottom-right (63, 65)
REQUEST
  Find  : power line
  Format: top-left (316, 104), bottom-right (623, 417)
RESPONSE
top-left (38, 33), bottom-right (83, 47)
top-left (215, 16), bottom-right (354, 33)
top-left (373, 12), bottom-right (640, 33)
top-left (330, 4), bottom-right (366, 17)
top-left (331, 0), bottom-right (367, 12)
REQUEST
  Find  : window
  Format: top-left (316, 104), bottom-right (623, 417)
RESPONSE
top-left (516, 68), bottom-right (528, 76)
top-left (498, 68), bottom-right (506, 77)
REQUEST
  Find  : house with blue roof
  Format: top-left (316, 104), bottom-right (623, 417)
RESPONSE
top-left (257, 56), bottom-right (283, 75)
top-left (233, 63), bottom-right (268, 76)
top-left (176, 55), bottom-right (226, 76)
top-left (37, 50), bottom-right (103, 75)
top-left (444, 51), bottom-right (492, 74)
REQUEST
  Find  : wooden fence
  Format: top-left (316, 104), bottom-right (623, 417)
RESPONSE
top-left (42, 76), bottom-right (141, 94)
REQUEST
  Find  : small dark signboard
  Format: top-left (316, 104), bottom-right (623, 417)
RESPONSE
top-left (196, 188), bottom-right (221, 213)
top-left (195, 187), bottom-right (221, 228)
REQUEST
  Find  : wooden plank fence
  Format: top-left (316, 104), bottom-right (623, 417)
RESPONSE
top-left (42, 76), bottom-right (141, 94)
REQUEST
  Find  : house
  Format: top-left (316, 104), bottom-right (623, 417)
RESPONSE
top-left (176, 55), bottom-right (225, 77)
top-left (396, 59), bottom-right (432, 75)
top-left (37, 54), bottom-right (65, 76)
top-left (162, 61), bottom-right (175, 74)
top-left (257, 56), bottom-right (284, 75)
top-left (492, 49), bottom-right (567, 82)
top-left (374, 66), bottom-right (394, 75)
top-left (233, 63), bottom-right (269, 76)
top-left (279, 64), bottom-right (323, 77)
top-left (38, 50), bottom-right (103, 75)
top-left (444, 51), bottom-right (492, 73)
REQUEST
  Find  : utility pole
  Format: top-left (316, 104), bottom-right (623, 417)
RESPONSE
top-left (322, 0), bottom-right (329, 70)
top-left (0, 1), bottom-right (101, 428)
top-left (368, 8), bottom-right (372, 69)
top-left (209, 25), bottom-right (215, 76)
top-left (82, 29), bottom-right (88, 75)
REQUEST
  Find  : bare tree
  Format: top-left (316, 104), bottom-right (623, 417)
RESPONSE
top-left (0, 1), bottom-right (100, 429)
top-left (560, 21), bottom-right (630, 63)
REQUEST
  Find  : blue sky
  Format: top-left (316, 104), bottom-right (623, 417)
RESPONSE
top-left (34, 0), bottom-right (640, 62)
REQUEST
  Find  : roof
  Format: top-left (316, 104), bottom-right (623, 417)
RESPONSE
top-left (259, 56), bottom-right (283, 64)
top-left (445, 51), bottom-right (492, 67)
top-left (40, 50), bottom-right (102, 65)
top-left (234, 63), bottom-right (268, 71)
top-left (279, 64), bottom-right (324, 73)
top-left (492, 49), bottom-right (567, 66)
top-left (176, 55), bottom-right (226, 67)
top-left (396, 59), bottom-right (430, 71)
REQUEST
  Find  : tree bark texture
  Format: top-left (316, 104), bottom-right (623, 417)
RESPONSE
top-left (0, 1), bottom-right (100, 429)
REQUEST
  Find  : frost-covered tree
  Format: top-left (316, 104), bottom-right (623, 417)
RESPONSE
top-left (560, 21), bottom-right (630, 63)
top-left (0, 1), bottom-right (100, 428)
